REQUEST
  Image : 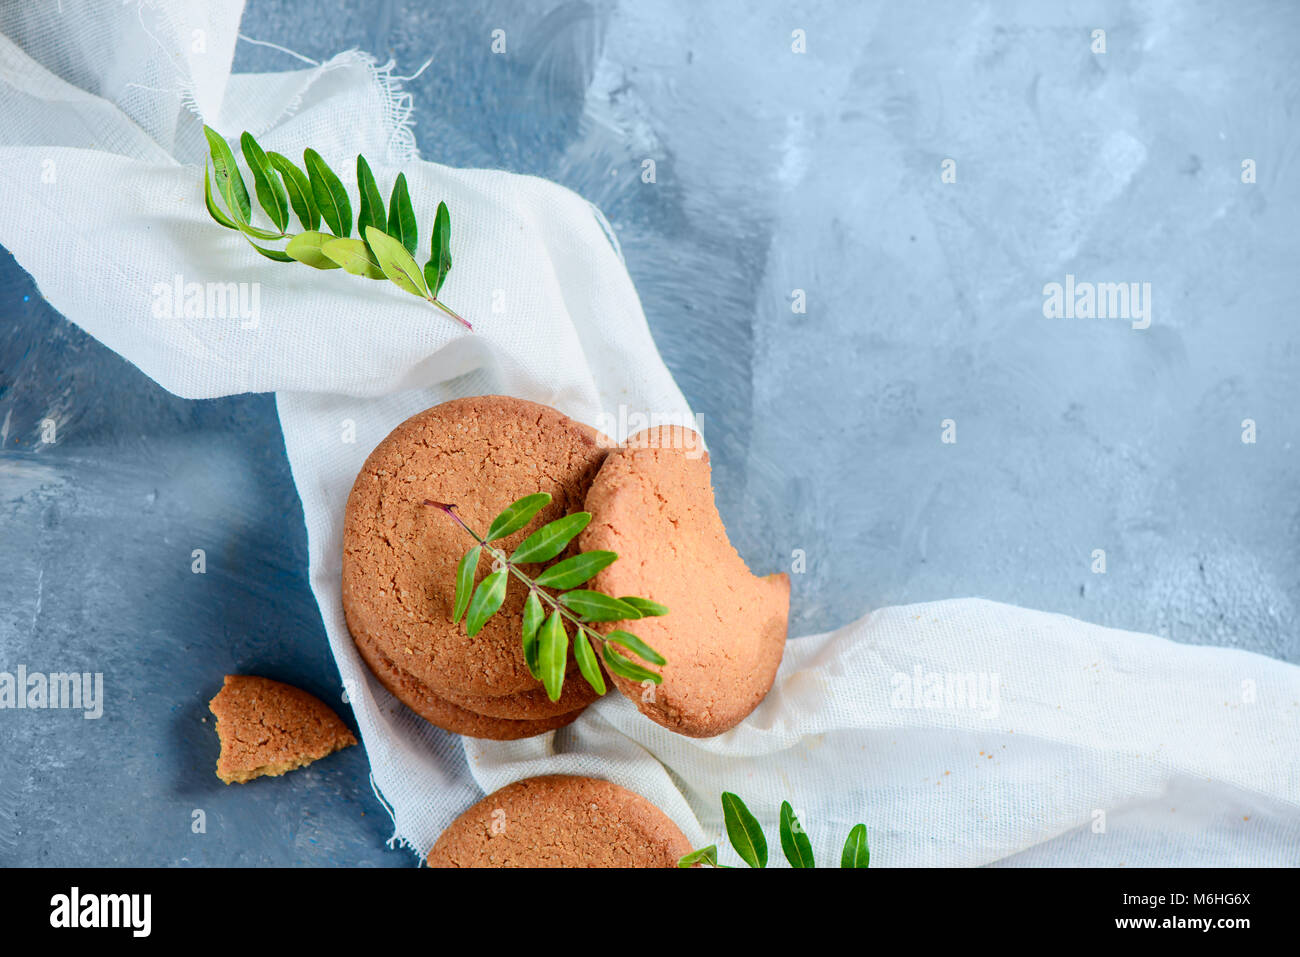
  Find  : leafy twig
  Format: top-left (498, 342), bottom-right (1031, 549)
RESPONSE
top-left (426, 495), bottom-right (668, 701)
top-left (679, 793), bottom-right (870, 869)
top-left (201, 126), bottom-right (471, 330)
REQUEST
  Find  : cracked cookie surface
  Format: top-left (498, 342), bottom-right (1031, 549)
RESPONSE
top-left (427, 775), bottom-right (691, 867)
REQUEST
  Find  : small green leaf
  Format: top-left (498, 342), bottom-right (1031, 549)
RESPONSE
top-left (304, 148), bottom-right (351, 236)
top-left (521, 591), bottom-right (544, 679)
top-left (424, 200), bottom-right (452, 297)
top-left (267, 151), bottom-right (320, 231)
top-left (387, 172), bottom-right (418, 254)
top-left (572, 630), bottom-right (606, 695)
top-left (602, 643), bottom-right (662, 684)
top-left (485, 493), bottom-right (552, 542)
top-left (366, 226), bottom-right (430, 299)
top-left (356, 154), bottom-right (386, 247)
top-left (203, 125), bottom-right (251, 222)
top-left (559, 590), bottom-right (639, 622)
top-left (721, 792), bottom-right (767, 869)
top-left (619, 596), bottom-right (669, 617)
top-left (538, 610), bottom-right (568, 702)
top-left (451, 545), bottom-right (481, 623)
top-left (285, 231), bottom-right (341, 270)
top-left (321, 237), bottom-right (385, 279)
top-left (534, 551), bottom-right (618, 590)
top-left (779, 801), bottom-right (814, 868)
top-left (509, 512), bottom-right (590, 564)
top-left (841, 824), bottom-right (870, 868)
top-left (240, 131), bottom-right (288, 233)
top-left (605, 630), bottom-right (665, 666)
top-left (464, 567), bottom-right (508, 637)
top-left (676, 845), bottom-right (717, 868)
top-left (203, 165), bottom-right (239, 229)
top-left (234, 220), bottom-right (289, 241)
top-left (243, 236), bottom-right (293, 262)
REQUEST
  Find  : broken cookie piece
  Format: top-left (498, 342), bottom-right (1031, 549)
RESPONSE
top-left (208, 675), bottom-right (357, 784)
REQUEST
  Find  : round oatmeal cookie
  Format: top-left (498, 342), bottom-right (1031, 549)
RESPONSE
top-left (579, 426), bottom-right (790, 737)
top-left (342, 396), bottom-right (609, 731)
top-left (427, 775), bottom-right (692, 867)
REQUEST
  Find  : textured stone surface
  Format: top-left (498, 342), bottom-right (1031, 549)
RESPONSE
top-left (1, 0), bottom-right (1296, 865)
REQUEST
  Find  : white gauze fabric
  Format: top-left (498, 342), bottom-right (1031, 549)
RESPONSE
top-left (1, 1), bottom-right (1295, 866)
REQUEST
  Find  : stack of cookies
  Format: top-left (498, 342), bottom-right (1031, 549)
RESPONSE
top-left (342, 396), bottom-right (609, 739)
top-left (342, 395), bottom-right (790, 741)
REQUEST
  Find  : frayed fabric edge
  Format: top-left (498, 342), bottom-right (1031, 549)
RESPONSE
top-left (369, 771), bottom-right (427, 866)
top-left (204, 32), bottom-right (425, 166)
top-left (363, 55), bottom-right (422, 166)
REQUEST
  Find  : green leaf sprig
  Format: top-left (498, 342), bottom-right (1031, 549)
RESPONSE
top-left (202, 126), bottom-right (470, 330)
top-left (426, 495), bottom-right (669, 702)
top-left (678, 793), bottom-right (870, 869)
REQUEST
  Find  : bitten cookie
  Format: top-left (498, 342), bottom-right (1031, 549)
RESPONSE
top-left (342, 396), bottom-right (609, 734)
top-left (427, 775), bottom-right (692, 867)
top-left (208, 675), bottom-right (357, 784)
top-left (580, 426), bottom-right (789, 737)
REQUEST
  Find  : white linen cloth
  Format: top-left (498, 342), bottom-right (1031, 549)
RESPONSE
top-left (1, 0), bottom-right (1295, 866)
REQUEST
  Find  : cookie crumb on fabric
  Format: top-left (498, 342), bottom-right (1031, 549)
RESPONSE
top-left (208, 675), bottom-right (357, 784)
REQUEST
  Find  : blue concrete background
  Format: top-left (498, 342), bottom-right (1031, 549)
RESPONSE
top-left (1, 1), bottom-right (1296, 865)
